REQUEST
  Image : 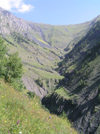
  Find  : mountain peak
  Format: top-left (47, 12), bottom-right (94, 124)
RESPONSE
top-left (0, 7), bottom-right (11, 15)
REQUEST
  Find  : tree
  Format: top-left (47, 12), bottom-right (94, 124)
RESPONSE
top-left (0, 38), bottom-right (7, 77)
top-left (0, 38), bottom-right (7, 58)
top-left (5, 52), bottom-right (23, 82)
top-left (0, 37), bottom-right (24, 90)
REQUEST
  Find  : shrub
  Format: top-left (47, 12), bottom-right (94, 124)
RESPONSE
top-left (79, 79), bottom-right (87, 88)
top-left (5, 52), bottom-right (23, 82)
top-left (0, 38), bottom-right (7, 58)
top-left (0, 37), bottom-right (24, 91)
top-left (11, 79), bottom-right (25, 91)
top-left (35, 79), bottom-right (43, 87)
top-left (27, 91), bottom-right (35, 98)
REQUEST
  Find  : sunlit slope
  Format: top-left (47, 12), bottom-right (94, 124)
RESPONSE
top-left (0, 80), bottom-right (77, 134)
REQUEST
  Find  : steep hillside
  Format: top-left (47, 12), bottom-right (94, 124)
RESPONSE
top-left (58, 16), bottom-right (100, 74)
top-left (0, 7), bottom-right (93, 97)
top-left (0, 7), bottom-right (90, 49)
top-left (0, 79), bottom-right (77, 134)
top-left (42, 19), bottom-right (100, 133)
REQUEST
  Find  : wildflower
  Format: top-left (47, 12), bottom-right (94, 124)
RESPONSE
top-left (49, 116), bottom-right (51, 119)
top-left (17, 120), bottom-right (20, 125)
top-left (19, 132), bottom-right (22, 134)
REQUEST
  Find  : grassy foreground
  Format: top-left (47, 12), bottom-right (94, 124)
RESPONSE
top-left (0, 80), bottom-right (77, 134)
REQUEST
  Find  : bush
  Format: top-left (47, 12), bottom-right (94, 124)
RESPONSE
top-left (27, 91), bottom-right (35, 98)
top-left (11, 79), bottom-right (25, 91)
top-left (0, 37), bottom-right (24, 91)
top-left (79, 79), bottom-right (87, 88)
top-left (35, 79), bottom-right (43, 87)
top-left (0, 38), bottom-right (7, 58)
top-left (0, 38), bottom-right (7, 77)
top-left (5, 52), bottom-right (23, 82)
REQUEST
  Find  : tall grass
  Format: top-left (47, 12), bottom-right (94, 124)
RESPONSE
top-left (0, 80), bottom-right (77, 134)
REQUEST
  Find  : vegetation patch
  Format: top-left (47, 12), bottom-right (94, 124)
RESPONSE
top-left (55, 87), bottom-right (72, 100)
top-left (0, 80), bottom-right (77, 134)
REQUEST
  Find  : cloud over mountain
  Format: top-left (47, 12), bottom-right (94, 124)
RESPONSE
top-left (0, 0), bottom-right (34, 13)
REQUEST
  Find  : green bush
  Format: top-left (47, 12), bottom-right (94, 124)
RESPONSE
top-left (0, 38), bottom-right (7, 77)
top-left (0, 38), bottom-right (7, 58)
top-left (11, 79), bottom-right (25, 91)
top-left (5, 52), bottom-right (23, 82)
top-left (79, 79), bottom-right (87, 88)
top-left (0, 37), bottom-right (24, 91)
top-left (27, 91), bottom-right (35, 98)
top-left (35, 79), bottom-right (43, 87)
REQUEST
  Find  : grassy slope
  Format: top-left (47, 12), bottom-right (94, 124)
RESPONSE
top-left (6, 36), bottom-right (63, 93)
top-left (0, 80), bottom-right (77, 134)
top-left (55, 87), bottom-right (74, 100)
top-left (5, 20), bottom-right (91, 77)
top-left (6, 35), bottom-right (61, 74)
top-left (35, 22), bottom-right (90, 49)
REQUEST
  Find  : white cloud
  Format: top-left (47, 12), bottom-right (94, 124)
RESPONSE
top-left (18, 4), bottom-right (33, 13)
top-left (0, 0), bottom-right (34, 13)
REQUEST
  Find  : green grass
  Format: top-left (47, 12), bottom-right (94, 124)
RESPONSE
top-left (37, 38), bottom-right (49, 45)
top-left (0, 80), bottom-right (77, 134)
top-left (55, 87), bottom-right (72, 100)
top-left (6, 35), bottom-right (63, 80)
top-left (66, 64), bottom-right (77, 73)
top-left (32, 67), bottom-right (64, 79)
top-left (89, 55), bottom-right (100, 67)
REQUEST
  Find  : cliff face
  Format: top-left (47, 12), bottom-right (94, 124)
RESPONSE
top-left (42, 90), bottom-right (100, 134)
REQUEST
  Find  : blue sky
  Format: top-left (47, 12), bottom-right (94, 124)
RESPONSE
top-left (0, 0), bottom-right (100, 25)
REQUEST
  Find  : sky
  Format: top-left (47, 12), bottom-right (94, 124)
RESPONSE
top-left (0, 0), bottom-right (100, 25)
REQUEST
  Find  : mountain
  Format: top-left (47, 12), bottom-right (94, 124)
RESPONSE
top-left (1, 6), bottom-right (100, 134)
top-left (42, 16), bottom-right (100, 134)
top-left (0, 7), bottom-right (92, 98)
top-left (58, 15), bottom-right (100, 75)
